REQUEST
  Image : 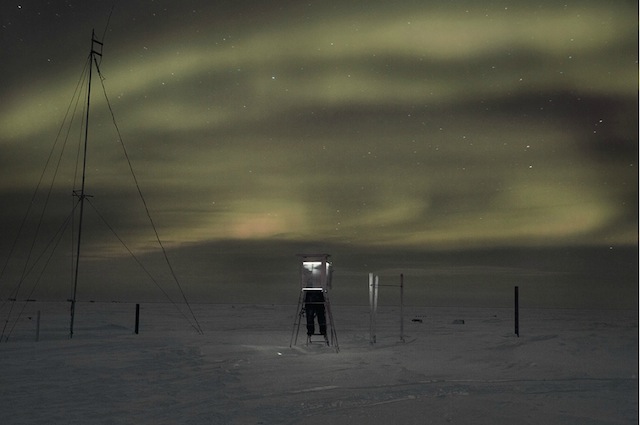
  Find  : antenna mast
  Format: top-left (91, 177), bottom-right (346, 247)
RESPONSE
top-left (69, 31), bottom-right (103, 339)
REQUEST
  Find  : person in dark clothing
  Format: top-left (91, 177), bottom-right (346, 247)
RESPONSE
top-left (304, 290), bottom-right (326, 336)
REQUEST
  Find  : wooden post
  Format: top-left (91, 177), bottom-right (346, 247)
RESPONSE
top-left (373, 275), bottom-right (378, 343)
top-left (369, 273), bottom-right (375, 344)
top-left (514, 286), bottom-right (519, 337)
top-left (36, 310), bottom-right (41, 342)
top-left (399, 273), bottom-right (404, 342)
top-left (135, 303), bottom-right (140, 334)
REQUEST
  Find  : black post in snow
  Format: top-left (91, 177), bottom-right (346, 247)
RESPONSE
top-left (135, 303), bottom-right (140, 334)
top-left (514, 286), bottom-right (519, 337)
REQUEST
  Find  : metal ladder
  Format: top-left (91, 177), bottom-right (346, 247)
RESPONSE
top-left (290, 288), bottom-right (339, 352)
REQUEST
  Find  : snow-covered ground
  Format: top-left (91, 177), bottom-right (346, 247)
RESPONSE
top-left (0, 302), bottom-right (637, 424)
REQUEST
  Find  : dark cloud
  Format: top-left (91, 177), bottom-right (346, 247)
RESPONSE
top-left (8, 238), bottom-right (635, 309)
top-left (0, 1), bottom-right (637, 305)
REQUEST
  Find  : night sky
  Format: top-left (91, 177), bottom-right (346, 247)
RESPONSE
top-left (0, 1), bottom-right (637, 307)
